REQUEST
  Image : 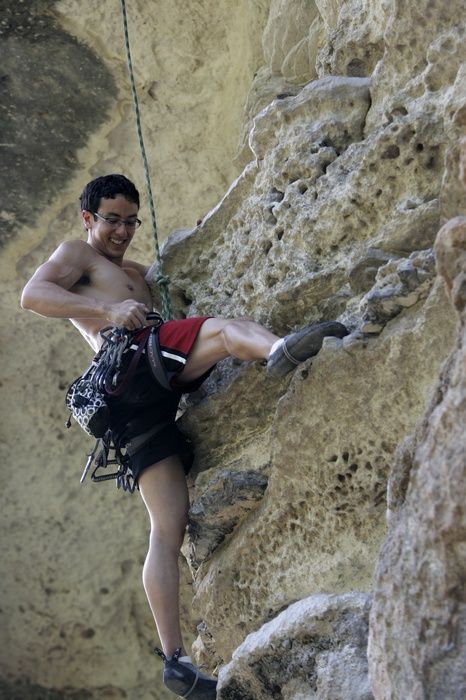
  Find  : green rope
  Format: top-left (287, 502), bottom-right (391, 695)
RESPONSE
top-left (120, 0), bottom-right (172, 320)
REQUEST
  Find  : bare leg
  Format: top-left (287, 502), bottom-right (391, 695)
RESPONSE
top-left (178, 318), bottom-right (280, 384)
top-left (138, 456), bottom-right (189, 656)
top-left (137, 320), bottom-right (278, 653)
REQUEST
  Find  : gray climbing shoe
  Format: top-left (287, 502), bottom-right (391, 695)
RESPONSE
top-left (267, 321), bottom-right (349, 377)
top-left (155, 647), bottom-right (217, 699)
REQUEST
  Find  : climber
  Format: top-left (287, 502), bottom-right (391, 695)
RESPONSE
top-left (20, 173), bottom-right (348, 699)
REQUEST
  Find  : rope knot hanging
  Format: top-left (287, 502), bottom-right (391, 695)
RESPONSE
top-left (120, 0), bottom-right (172, 321)
top-left (154, 273), bottom-right (171, 288)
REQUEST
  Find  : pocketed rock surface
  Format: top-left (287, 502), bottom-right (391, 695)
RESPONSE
top-left (1, 1), bottom-right (466, 699)
top-left (368, 150), bottom-right (466, 699)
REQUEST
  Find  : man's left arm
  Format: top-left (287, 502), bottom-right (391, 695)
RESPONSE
top-left (125, 259), bottom-right (150, 278)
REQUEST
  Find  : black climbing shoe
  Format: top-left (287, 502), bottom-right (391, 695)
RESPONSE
top-left (267, 321), bottom-right (349, 377)
top-left (155, 647), bottom-right (217, 699)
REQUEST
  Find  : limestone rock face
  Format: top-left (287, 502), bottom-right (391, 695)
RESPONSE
top-left (368, 147), bottom-right (466, 699)
top-left (2, 1), bottom-right (466, 699)
top-left (179, 279), bottom-right (455, 667)
top-left (217, 593), bottom-right (373, 700)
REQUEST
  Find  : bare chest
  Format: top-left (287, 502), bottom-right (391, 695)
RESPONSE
top-left (73, 258), bottom-right (151, 306)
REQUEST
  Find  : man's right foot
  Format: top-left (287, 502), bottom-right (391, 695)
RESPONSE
top-left (155, 647), bottom-right (217, 699)
top-left (267, 321), bottom-right (349, 377)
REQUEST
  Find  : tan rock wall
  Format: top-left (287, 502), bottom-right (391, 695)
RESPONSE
top-left (1, 1), bottom-right (465, 698)
top-left (367, 144), bottom-right (466, 700)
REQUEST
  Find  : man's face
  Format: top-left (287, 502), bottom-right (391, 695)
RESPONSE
top-left (82, 194), bottom-right (140, 261)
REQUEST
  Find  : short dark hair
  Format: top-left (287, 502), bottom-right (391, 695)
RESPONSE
top-left (79, 174), bottom-right (140, 212)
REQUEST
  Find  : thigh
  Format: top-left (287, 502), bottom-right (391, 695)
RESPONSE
top-left (177, 317), bottom-right (231, 384)
top-left (138, 455), bottom-right (189, 534)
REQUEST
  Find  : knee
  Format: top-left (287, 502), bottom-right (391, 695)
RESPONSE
top-left (149, 516), bottom-right (188, 552)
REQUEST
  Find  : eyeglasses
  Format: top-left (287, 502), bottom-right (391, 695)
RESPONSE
top-left (93, 212), bottom-right (142, 230)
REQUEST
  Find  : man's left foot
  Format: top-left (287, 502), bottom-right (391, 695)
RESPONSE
top-left (267, 321), bottom-right (349, 377)
top-left (155, 647), bottom-right (217, 699)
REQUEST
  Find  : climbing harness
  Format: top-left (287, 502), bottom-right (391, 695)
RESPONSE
top-left (65, 313), bottom-right (172, 492)
top-left (81, 431), bottom-right (136, 493)
top-left (119, 0), bottom-right (172, 320)
top-left (65, 324), bottom-right (154, 438)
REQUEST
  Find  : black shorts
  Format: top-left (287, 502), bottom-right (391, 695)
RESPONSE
top-left (108, 317), bottom-right (212, 484)
top-left (125, 423), bottom-right (195, 479)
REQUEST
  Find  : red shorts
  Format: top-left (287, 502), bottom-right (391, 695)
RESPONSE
top-left (158, 316), bottom-right (211, 377)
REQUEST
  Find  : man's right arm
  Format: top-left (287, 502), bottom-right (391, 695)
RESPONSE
top-left (21, 240), bottom-right (151, 328)
top-left (21, 240), bottom-right (110, 320)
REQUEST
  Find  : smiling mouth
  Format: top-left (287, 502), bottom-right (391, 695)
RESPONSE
top-left (109, 237), bottom-right (126, 246)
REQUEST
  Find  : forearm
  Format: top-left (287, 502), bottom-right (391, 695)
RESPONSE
top-left (21, 281), bottom-right (109, 320)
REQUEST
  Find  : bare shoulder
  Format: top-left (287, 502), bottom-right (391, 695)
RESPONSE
top-left (29, 239), bottom-right (96, 289)
top-left (50, 239), bottom-right (94, 265)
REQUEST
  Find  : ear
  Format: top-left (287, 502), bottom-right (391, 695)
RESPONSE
top-left (82, 210), bottom-right (93, 231)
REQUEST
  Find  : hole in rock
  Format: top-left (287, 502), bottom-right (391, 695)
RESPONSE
top-left (327, 455), bottom-right (338, 462)
top-left (365, 462), bottom-right (373, 470)
top-left (381, 145), bottom-right (400, 159)
top-left (416, 143), bottom-right (424, 152)
top-left (349, 464), bottom-right (359, 473)
top-left (276, 228), bottom-right (284, 241)
top-left (266, 274), bottom-right (279, 288)
top-left (298, 183), bottom-right (308, 194)
top-left (337, 474), bottom-right (346, 482)
top-left (81, 628), bottom-right (96, 639)
top-left (270, 188), bottom-right (284, 201)
top-left (342, 451), bottom-right (350, 462)
top-left (262, 240), bottom-right (273, 255)
top-left (335, 503), bottom-right (349, 511)
top-left (346, 58), bottom-right (366, 77)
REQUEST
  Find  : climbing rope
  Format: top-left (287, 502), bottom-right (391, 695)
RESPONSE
top-left (119, 0), bottom-right (172, 320)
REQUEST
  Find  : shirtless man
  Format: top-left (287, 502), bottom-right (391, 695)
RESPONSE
top-left (21, 174), bottom-right (348, 699)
